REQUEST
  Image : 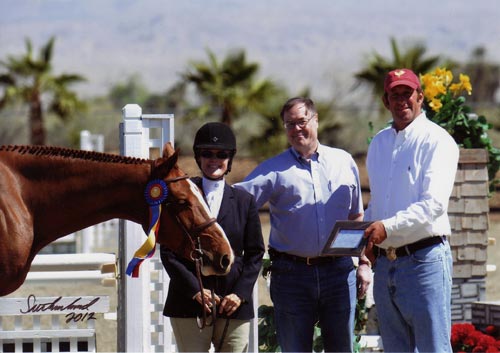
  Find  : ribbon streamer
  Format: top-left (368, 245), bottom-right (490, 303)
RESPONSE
top-left (126, 179), bottom-right (168, 277)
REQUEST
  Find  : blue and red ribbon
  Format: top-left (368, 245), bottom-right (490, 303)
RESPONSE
top-left (126, 179), bottom-right (168, 277)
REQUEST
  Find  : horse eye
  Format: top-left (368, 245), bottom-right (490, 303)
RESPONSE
top-left (177, 199), bottom-right (188, 206)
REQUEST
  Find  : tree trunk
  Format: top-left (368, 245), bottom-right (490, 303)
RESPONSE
top-left (29, 92), bottom-right (45, 145)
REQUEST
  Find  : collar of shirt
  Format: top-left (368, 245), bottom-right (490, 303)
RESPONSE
top-left (289, 143), bottom-right (324, 166)
top-left (202, 177), bottom-right (225, 217)
top-left (391, 112), bottom-right (426, 139)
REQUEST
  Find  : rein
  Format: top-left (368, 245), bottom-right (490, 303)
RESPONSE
top-left (125, 171), bottom-right (218, 331)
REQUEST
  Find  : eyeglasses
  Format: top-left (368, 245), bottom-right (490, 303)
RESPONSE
top-left (200, 150), bottom-right (231, 160)
top-left (283, 115), bottom-right (315, 130)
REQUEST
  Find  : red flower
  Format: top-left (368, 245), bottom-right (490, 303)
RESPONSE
top-left (472, 334), bottom-right (498, 352)
top-left (486, 325), bottom-right (498, 337)
top-left (452, 323), bottom-right (500, 352)
top-left (464, 330), bottom-right (483, 347)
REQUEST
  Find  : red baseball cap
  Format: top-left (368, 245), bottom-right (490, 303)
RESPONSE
top-left (384, 69), bottom-right (421, 93)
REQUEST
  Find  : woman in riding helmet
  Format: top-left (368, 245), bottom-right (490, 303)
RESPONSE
top-left (160, 122), bottom-right (264, 352)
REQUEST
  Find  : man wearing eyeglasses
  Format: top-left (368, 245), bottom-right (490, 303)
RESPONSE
top-left (235, 97), bottom-right (371, 353)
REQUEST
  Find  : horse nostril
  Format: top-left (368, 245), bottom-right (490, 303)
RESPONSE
top-left (220, 254), bottom-right (230, 270)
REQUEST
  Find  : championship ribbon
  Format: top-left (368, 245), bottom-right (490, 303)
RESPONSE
top-left (126, 179), bottom-right (168, 278)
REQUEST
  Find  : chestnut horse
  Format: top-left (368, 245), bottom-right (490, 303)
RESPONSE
top-left (0, 143), bottom-right (233, 296)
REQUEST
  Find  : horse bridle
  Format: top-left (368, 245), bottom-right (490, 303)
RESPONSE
top-left (162, 174), bottom-right (218, 329)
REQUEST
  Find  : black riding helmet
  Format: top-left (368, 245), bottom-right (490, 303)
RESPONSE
top-left (193, 122), bottom-right (237, 174)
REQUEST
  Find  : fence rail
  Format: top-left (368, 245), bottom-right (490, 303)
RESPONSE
top-left (0, 295), bottom-right (110, 353)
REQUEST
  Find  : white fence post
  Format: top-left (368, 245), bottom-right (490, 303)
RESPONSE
top-left (80, 130), bottom-right (104, 153)
top-left (118, 104), bottom-right (175, 353)
top-left (79, 130), bottom-right (106, 254)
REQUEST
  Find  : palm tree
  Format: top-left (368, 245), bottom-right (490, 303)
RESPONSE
top-left (180, 49), bottom-right (280, 126)
top-left (0, 37), bottom-right (86, 145)
top-left (353, 37), bottom-right (450, 101)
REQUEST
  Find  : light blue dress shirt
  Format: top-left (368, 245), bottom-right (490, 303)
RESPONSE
top-left (235, 143), bottom-right (363, 257)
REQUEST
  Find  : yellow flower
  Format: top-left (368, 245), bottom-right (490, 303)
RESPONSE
top-left (429, 98), bottom-right (443, 112)
top-left (419, 67), bottom-right (499, 195)
top-left (420, 70), bottom-right (449, 101)
top-left (460, 73), bottom-right (472, 95)
top-left (442, 69), bottom-right (453, 87)
top-left (421, 68), bottom-right (474, 111)
top-left (450, 74), bottom-right (472, 97)
top-left (449, 74), bottom-right (472, 97)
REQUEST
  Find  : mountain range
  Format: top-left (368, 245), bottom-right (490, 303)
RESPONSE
top-left (1, 0), bottom-right (500, 102)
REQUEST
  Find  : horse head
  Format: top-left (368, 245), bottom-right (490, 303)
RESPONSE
top-left (151, 143), bottom-right (233, 276)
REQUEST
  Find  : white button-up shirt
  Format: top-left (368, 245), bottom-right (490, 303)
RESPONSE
top-left (202, 177), bottom-right (225, 218)
top-left (364, 113), bottom-right (459, 248)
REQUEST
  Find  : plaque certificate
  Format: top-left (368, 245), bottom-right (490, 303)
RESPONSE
top-left (321, 221), bottom-right (373, 257)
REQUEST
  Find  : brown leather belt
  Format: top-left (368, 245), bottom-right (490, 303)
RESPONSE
top-left (268, 248), bottom-right (335, 266)
top-left (375, 236), bottom-right (446, 261)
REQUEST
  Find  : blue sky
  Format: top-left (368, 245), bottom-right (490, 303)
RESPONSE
top-left (2, 0), bottom-right (499, 100)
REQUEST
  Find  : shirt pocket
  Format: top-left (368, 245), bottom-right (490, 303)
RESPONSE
top-left (329, 184), bottom-right (353, 210)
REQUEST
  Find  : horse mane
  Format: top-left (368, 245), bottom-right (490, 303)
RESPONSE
top-left (0, 145), bottom-right (149, 165)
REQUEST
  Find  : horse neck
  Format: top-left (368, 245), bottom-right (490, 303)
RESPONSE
top-left (18, 154), bottom-right (152, 240)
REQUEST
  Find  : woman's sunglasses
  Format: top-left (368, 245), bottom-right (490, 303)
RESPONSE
top-left (200, 150), bottom-right (231, 160)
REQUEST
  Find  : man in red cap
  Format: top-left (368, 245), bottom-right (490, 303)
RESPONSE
top-left (363, 69), bottom-right (459, 352)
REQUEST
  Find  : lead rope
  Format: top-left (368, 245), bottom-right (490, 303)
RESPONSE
top-left (212, 275), bottom-right (231, 353)
top-left (215, 318), bottom-right (231, 352)
top-left (194, 237), bottom-right (217, 330)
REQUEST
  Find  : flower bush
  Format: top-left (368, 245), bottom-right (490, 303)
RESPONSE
top-left (420, 67), bottom-right (500, 192)
top-left (451, 323), bottom-right (500, 352)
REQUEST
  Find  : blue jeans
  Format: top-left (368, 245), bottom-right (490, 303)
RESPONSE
top-left (269, 256), bottom-right (356, 352)
top-left (373, 240), bottom-right (453, 353)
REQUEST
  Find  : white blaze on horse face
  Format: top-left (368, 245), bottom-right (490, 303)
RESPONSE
top-left (187, 179), bottom-right (232, 255)
top-left (188, 179), bottom-right (211, 215)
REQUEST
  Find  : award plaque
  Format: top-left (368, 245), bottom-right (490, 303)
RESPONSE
top-left (321, 221), bottom-right (373, 257)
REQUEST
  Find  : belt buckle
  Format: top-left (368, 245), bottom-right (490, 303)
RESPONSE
top-left (386, 247), bottom-right (397, 261)
top-left (306, 257), bottom-right (313, 265)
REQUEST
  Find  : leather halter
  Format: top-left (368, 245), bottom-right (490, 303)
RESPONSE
top-left (162, 174), bottom-right (218, 329)
top-left (163, 174), bottom-right (217, 257)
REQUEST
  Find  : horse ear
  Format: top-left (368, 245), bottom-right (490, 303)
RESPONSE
top-left (152, 144), bottom-right (179, 178)
top-left (162, 142), bottom-right (175, 158)
top-left (170, 149), bottom-right (179, 165)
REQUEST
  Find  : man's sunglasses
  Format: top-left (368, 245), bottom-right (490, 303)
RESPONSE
top-left (200, 150), bottom-right (231, 160)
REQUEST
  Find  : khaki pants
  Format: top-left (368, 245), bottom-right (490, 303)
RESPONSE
top-left (170, 317), bottom-right (250, 352)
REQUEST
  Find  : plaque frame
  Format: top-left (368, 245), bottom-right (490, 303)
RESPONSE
top-left (321, 221), bottom-right (373, 257)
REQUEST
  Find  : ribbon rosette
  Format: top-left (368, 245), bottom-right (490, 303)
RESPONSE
top-left (126, 179), bottom-right (168, 277)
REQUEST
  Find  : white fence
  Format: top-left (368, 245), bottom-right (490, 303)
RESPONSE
top-left (0, 295), bottom-right (110, 353)
top-left (27, 253), bottom-right (117, 284)
top-left (0, 253), bottom-right (115, 353)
